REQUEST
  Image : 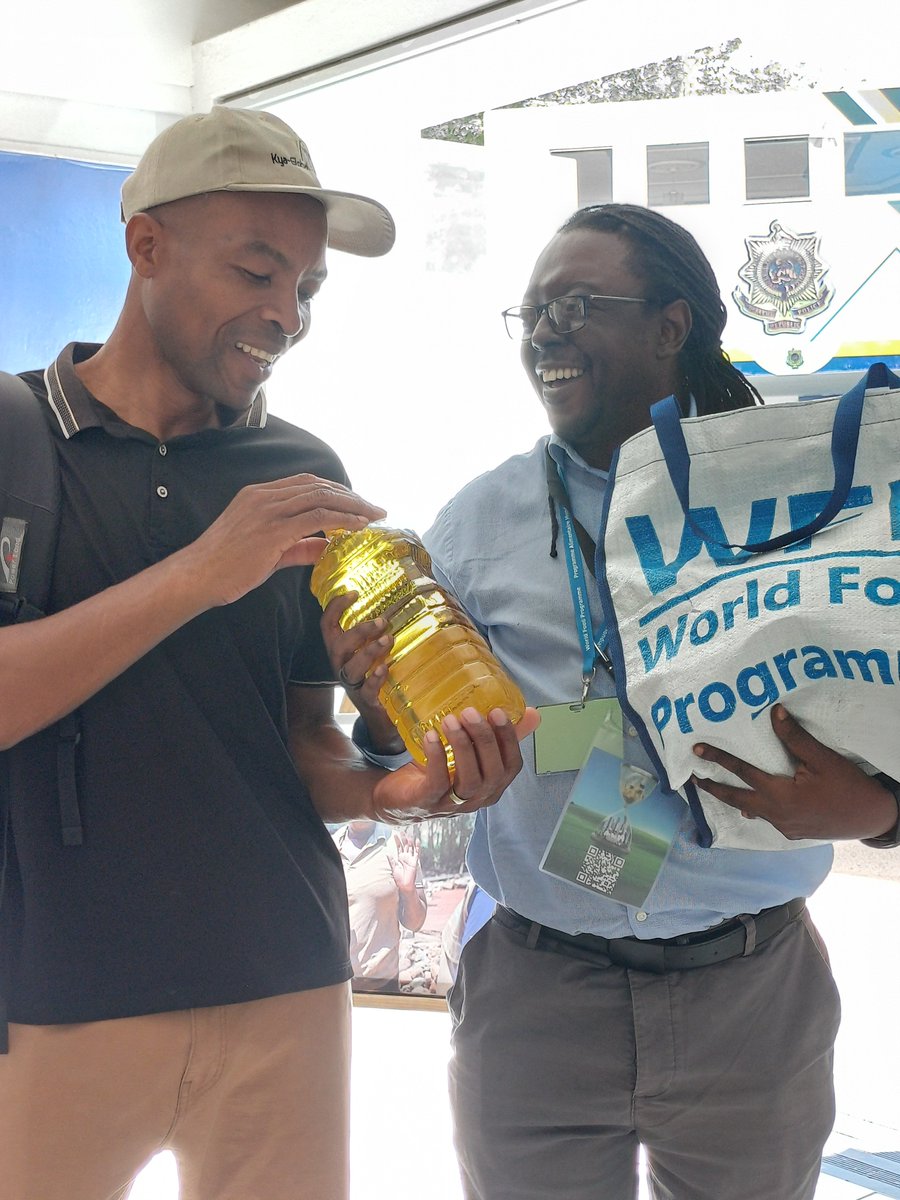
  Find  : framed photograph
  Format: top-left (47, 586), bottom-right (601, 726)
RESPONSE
top-left (332, 700), bottom-right (493, 1008)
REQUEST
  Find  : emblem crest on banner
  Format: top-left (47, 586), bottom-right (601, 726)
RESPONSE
top-left (732, 220), bottom-right (833, 334)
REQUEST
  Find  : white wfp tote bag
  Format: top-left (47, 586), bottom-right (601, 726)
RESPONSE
top-left (595, 362), bottom-right (900, 851)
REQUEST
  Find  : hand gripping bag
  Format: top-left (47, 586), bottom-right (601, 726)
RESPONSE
top-left (595, 363), bottom-right (900, 850)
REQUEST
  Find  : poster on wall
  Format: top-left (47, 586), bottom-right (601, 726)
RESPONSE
top-left (0, 151), bottom-right (131, 372)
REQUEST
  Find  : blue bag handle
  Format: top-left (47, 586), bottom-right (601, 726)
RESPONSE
top-left (651, 361), bottom-right (900, 554)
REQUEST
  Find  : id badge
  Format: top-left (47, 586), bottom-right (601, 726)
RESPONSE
top-left (533, 698), bottom-right (620, 775)
top-left (540, 712), bottom-right (682, 907)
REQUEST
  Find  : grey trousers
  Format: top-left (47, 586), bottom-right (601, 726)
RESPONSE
top-left (447, 909), bottom-right (840, 1200)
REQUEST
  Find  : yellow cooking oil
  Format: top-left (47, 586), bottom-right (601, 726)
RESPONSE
top-left (310, 526), bottom-right (525, 770)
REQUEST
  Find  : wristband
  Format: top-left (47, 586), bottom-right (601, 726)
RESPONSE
top-left (861, 773), bottom-right (900, 849)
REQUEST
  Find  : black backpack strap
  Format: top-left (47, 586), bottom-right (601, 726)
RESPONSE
top-left (0, 371), bottom-right (81, 844)
top-left (0, 374), bottom-right (82, 1047)
top-left (0, 371), bottom-right (60, 623)
top-left (0, 371), bottom-right (80, 1050)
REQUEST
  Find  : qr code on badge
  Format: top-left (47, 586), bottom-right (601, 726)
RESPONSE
top-left (576, 845), bottom-right (626, 894)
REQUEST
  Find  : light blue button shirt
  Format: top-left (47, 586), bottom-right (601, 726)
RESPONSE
top-left (422, 435), bottom-right (833, 939)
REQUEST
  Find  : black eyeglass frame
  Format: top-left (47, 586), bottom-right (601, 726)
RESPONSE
top-left (501, 293), bottom-right (650, 341)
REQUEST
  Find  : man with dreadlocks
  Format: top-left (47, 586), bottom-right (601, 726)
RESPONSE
top-left (323, 204), bottom-right (899, 1200)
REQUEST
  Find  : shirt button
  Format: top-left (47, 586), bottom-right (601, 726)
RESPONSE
top-left (156, 485), bottom-right (168, 499)
top-left (626, 724), bottom-right (638, 739)
top-left (158, 444), bottom-right (167, 456)
top-left (635, 910), bottom-right (648, 922)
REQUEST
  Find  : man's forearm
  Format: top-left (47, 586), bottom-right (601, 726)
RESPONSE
top-left (0, 547), bottom-right (213, 750)
top-left (2, 471), bottom-right (389, 752)
top-left (287, 695), bottom-right (389, 823)
top-left (398, 887), bottom-right (427, 933)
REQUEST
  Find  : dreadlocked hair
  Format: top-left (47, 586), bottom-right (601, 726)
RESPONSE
top-left (558, 204), bottom-right (763, 414)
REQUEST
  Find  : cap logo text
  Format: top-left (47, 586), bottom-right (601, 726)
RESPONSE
top-left (271, 151), bottom-right (311, 170)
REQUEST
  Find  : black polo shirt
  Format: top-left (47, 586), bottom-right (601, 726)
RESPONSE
top-left (2, 344), bottom-right (353, 1024)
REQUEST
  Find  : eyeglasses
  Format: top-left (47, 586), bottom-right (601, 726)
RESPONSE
top-left (501, 294), bottom-right (649, 341)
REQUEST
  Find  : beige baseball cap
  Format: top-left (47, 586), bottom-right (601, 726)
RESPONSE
top-left (121, 106), bottom-right (395, 258)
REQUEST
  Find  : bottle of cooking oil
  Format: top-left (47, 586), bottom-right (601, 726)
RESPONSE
top-left (310, 526), bottom-right (526, 770)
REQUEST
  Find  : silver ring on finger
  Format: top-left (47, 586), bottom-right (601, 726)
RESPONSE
top-left (338, 665), bottom-right (364, 691)
top-left (449, 789), bottom-right (468, 807)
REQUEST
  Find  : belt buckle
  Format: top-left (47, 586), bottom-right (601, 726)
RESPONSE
top-left (606, 939), bottom-right (667, 974)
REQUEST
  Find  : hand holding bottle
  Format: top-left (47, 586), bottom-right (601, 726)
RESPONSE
top-left (321, 591), bottom-right (403, 753)
top-left (181, 474), bottom-right (386, 608)
top-left (369, 704), bottom-right (540, 823)
top-left (321, 589), bottom-right (539, 751)
top-left (312, 526), bottom-right (535, 769)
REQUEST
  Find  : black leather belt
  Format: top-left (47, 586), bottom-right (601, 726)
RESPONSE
top-left (494, 898), bottom-right (806, 974)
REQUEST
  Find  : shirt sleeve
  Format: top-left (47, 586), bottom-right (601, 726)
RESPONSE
top-left (351, 715), bottom-right (411, 770)
top-left (288, 563), bottom-right (338, 686)
top-left (424, 497), bottom-right (490, 641)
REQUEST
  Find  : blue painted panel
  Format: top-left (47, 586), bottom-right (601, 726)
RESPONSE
top-left (844, 129), bottom-right (900, 196)
top-left (825, 90), bottom-right (877, 125)
top-left (0, 152), bottom-right (131, 372)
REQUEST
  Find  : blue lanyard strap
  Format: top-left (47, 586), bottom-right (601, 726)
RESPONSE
top-left (558, 504), bottom-right (602, 704)
top-left (549, 451), bottom-right (613, 704)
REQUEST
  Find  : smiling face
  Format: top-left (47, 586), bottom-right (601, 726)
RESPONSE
top-left (520, 228), bottom-right (688, 470)
top-left (133, 190), bottom-right (328, 418)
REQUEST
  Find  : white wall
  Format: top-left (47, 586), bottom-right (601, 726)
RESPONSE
top-left (0, 0), bottom-right (583, 164)
top-left (1, 1), bottom-right (195, 162)
top-left (4, 0), bottom-right (900, 166)
top-left (0, 0), bottom-right (496, 162)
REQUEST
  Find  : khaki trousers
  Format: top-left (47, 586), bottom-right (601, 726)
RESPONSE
top-left (449, 911), bottom-right (840, 1200)
top-left (0, 984), bottom-right (352, 1200)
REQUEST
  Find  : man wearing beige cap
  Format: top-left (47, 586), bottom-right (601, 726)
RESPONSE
top-left (0, 106), bottom-right (535, 1200)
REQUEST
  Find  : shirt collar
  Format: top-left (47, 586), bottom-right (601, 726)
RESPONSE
top-left (44, 342), bottom-right (268, 439)
top-left (334, 825), bottom-right (387, 861)
top-left (547, 435), bottom-right (609, 481)
top-left (547, 393), bottom-right (697, 481)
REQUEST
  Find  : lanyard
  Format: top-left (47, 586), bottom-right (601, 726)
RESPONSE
top-left (546, 448), bottom-right (613, 705)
